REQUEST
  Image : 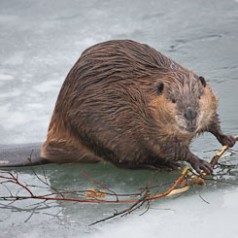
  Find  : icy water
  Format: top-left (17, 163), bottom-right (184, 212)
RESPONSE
top-left (0, 0), bottom-right (238, 237)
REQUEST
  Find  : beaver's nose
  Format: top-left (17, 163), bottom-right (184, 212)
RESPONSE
top-left (184, 107), bottom-right (197, 121)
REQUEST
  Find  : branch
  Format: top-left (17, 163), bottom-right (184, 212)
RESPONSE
top-left (210, 136), bottom-right (238, 168)
top-left (0, 136), bottom-right (237, 225)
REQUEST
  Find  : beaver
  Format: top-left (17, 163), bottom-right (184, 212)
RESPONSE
top-left (38, 39), bottom-right (235, 174)
top-left (0, 40), bottom-right (236, 174)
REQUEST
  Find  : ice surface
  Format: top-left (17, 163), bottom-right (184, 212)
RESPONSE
top-left (86, 188), bottom-right (238, 238)
top-left (0, 0), bottom-right (238, 237)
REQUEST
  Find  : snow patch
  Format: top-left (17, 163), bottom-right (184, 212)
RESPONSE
top-left (34, 80), bottom-right (61, 93)
top-left (0, 104), bottom-right (29, 130)
top-left (0, 73), bottom-right (14, 81)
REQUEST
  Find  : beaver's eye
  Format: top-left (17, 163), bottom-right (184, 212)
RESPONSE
top-left (157, 82), bottom-right (164, 95)
top-left (171, 98), bottom-right (176, 103)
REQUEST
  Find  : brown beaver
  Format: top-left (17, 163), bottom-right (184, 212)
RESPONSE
top-left (37, 39), bottom-right (235, 174)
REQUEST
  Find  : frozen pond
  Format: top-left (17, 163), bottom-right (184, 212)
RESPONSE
top-left (0, 0), bottom-right (238, 237)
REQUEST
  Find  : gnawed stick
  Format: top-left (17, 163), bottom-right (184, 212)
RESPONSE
top-left (168, 136), bottom-right (238, 195)
top-left (210, 136), bottom-right (238, 168)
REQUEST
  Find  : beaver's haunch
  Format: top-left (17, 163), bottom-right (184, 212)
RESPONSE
top-left (41, 40), bottom-right (236, 174)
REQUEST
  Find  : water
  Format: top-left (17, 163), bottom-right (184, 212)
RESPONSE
top-left (0, 0), bottom-right (238, 237)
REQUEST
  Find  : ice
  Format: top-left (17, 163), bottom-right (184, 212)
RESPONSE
top-left (86, 188), bottom-right (238, 238)
top-left (34, 80), bottom-right (61, 93)
top-left (0, 0), bottom-right (238, 237)
top-left (0, 73), bottom-right (14, 81)
top-left (0, 104), bottom-right (29, 130)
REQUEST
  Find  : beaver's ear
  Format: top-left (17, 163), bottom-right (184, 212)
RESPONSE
top-left (198, 76), bottom-right (206, 87)
top-left (157, 82), bottom-right (164, 95)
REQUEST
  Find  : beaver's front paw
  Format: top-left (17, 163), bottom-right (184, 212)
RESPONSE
top-left (188, 157), bottom-right (213, 175)
top-left (218, 134), bottom-right (236, 147)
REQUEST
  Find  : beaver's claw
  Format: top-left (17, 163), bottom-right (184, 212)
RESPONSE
top-left (188, 157), bottom-right (213, 175)
top-left (218, 134), bottom-right (236, 147)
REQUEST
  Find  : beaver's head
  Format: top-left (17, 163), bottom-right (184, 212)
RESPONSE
top-left (150, 74), bottom-right (218, 135)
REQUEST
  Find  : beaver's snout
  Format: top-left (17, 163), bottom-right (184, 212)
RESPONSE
top-left (180, 107), bottom-right (198, 133)
top-left (184, 107), bottom-right (197, 121)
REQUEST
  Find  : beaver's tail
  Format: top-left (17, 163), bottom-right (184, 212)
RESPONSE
top-left (0, 143), bottom-right (50, 167)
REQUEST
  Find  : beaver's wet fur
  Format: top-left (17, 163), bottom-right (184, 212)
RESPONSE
top-left (41, 40), bottom-right (236, 174)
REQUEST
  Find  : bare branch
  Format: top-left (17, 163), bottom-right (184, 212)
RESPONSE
top-left (0, 137), bottom-right (237, 225)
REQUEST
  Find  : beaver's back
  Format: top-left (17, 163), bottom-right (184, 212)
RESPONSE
top-left (57, 40), bottom-right (182, 104)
